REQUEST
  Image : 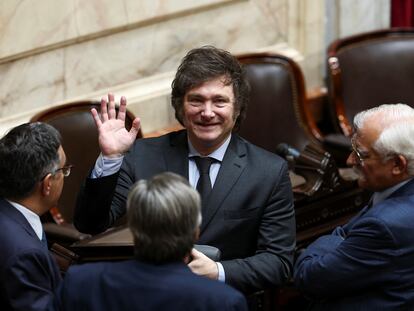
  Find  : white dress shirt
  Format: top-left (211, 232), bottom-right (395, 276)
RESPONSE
top-left (7, 200), bottom-right (43, 241)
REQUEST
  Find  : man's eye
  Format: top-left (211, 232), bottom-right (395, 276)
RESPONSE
top-left (189, 99), bottom-right (203, 106)
top-left (213, 99), bottom-right (228, 106)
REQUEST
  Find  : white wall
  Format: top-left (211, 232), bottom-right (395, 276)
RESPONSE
top-left (0, 0), bottom-right (390, 136)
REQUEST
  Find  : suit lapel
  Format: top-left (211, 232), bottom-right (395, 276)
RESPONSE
top-left (200, 135), bottom-right (247, 233)
top-left (0, 198), bottom-right (38, 239)
top-left (164, 130), bottom-right (189, 179)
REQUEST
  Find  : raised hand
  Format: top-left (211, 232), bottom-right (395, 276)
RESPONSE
top-left (91, 93), bottom-right (141, 158)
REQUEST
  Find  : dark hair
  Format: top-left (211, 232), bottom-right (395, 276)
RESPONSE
top-left (0, 122), bottom-right (61, 199)
top-left (171, 45), bottom-right (249, 130)
top-left (127, 172), bottom-right (201, 264)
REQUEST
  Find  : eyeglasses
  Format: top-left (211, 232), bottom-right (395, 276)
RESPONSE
top-left (40, 165), bottom-right (73, 181)
top-left (351, 136), bottom-right (369, 165)
top-left (53, 165), bottom-right (73, 177)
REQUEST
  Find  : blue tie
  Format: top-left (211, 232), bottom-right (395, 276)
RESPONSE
top-left (41, 230), bottom-right (48, 250)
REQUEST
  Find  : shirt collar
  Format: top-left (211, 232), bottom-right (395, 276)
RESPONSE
top-left (6, 200), bottom-right (43, 240)
top-left (188, 134), bottom-right (231, 162)
top-left (372, 178), bottom-right (413, 206)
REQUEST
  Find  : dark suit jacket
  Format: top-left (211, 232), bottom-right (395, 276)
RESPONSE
top-left (75, 130), bottom-right (296, 293)
top-left (49, 259), bottom-right (248, 311)
top-left (294, 178), bottom-right (414, 310)
top-left (0, 198), bottom-right (61, 311)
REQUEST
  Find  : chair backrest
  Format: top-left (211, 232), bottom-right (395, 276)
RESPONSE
top-left (236, 52), bottom-right (321, 154)
top-left (30, 101), bottom-right (141, 224)
top-left (327, 28), bottom-right (414, 136)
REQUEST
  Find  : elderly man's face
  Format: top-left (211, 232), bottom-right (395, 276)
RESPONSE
top-left (346, 122), bottom-right (397, 192)
top-left (182, 75), bottom-right (238, 155)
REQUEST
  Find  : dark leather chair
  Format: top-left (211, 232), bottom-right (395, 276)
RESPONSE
top-left (236, 52), bottom-right (322, 155)
top-left (236, 52), bottom-right (369, 311)
top-left (236, 52), bottom-right (336, 311)
top-left (30, 100), bottom-right (141, 246)
top-left (326, 28), bottom-right (414, 136)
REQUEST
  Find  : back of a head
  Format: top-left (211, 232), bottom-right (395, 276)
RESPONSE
top-left (127, 172), bottom-right (201, 264)
top-left (171, 45), bottom-right (249, 129)
top-left (0, 122), bottom-right (61, 200)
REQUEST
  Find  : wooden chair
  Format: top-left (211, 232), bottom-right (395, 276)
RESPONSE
top-left (30, 100), bottom-right (141, 245)
top-left (236, 52), bottom-right (322, 155)
top-left (326, 28), bottom-right (414, 137)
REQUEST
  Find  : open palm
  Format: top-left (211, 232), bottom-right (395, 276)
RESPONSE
top-left (92, 94), bottom-right (141, 157)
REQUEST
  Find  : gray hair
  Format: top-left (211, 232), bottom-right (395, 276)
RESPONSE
top-left (127, 172), bottom-right (201, 263)
top-left (354, 103), bottom-right (414, 175)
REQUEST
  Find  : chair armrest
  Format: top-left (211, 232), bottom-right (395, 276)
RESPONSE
top-left (194, 244), bottom-right (221, 261)
top-left (50, 243), bottom-right (79, 274)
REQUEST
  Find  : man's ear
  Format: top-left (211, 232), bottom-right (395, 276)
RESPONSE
top-left (392, 155), bottom-right (408, 175)
top-left (41, 174), bottom-right (53, 196)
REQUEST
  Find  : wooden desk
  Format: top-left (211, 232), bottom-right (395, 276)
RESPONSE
top-left (70, 185), bottom-right (368, 263)
top-left (71, 226), bottom-right (134, 262)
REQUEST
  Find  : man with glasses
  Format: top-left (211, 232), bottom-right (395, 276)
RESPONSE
top-left (0, 122), bottom-right (70, 311)
top-left (294, 104), bottom-right (414, 310)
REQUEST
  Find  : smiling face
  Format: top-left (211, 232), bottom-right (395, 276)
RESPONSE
top-left (182, 76), bottom-right (238, 155)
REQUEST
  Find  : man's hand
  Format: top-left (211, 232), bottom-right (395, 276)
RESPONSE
top-left (188, 248), bottom-right (219, 280)
top-left (91, 93), bottom-right (141, 158)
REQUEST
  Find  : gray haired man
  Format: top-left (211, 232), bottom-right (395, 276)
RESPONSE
top-left (52, 172), bottom-right (247, 311)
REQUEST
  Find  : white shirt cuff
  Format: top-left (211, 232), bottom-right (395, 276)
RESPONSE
top-left (217, 262), bottom-right (225, 282)
top-left (90, 153), bottom-right (124, 178)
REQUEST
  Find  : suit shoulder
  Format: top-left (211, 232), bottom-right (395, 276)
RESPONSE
top-left (66, 261), bottom-right (107, 277)
top-left (126, 130), bottom-right (186, 159)
top-left (182, 271), bottom-right (242, 295)
top-left (185, 275), bottom-right (247, 309)
top-left (238, 136), bottom-right (286, 163)
top-left (367, 195), bottom-right (414, 230)
top-left (236, 137), bottom-right (288, 175)
top-left (133, 130), bottom-right (186, 147)
top-left (0, 220), bottom-right (42, 265)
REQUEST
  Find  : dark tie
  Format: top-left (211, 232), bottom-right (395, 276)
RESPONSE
top-left (193, 156), bottom-right (215, 204)
top-left (41, 230), bottom-right (48, 250)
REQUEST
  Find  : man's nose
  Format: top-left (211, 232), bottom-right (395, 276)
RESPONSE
top-left (201, 103), bottom-right (215, 118)
top-left (346, 152), bottom-right (356, 167)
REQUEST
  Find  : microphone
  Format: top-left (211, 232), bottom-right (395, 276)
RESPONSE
top-left (276, 143), bottom-right (301, 159)
top-left (276, 143), bottom-right (326, 169)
